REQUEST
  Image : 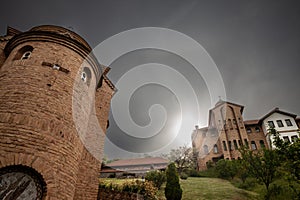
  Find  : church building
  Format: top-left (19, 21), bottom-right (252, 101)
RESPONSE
top-left (192, 100), bottom-right (300, 171)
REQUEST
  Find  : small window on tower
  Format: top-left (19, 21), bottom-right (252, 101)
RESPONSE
top-left (259, 140), bottom-right (265, 148)
top-left (81, 67), bottom-right (92, 86)
top-left (246, 127), bottom-right (252, 133)
top-left (222, 141), bottom-right (227, 151)
top-left (238, 140), bottom-right (242, 146)
top-left (81, 71), bottom-right (87, 82)
top-left (255, 127), bottom-right (260, 132)
top-left (213, 144), bottom-right (218, 153)
top-left (251, 141), bottom-right (257, 150)
top-left (14, 45), bottom-right (34, 60)
top-left (244, 139), bottom-right (249, 147)
top-left (21, 51), bottom-right (31, 60)
top-left (228, 141), bottom-right (233, 151)
top-left (203, 145), bottom-right (209, 155)
top-left (233, 140), bottom-right (238, 150)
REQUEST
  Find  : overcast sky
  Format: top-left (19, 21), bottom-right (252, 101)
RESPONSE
top-left (1, 0), bottom-right (300, 159)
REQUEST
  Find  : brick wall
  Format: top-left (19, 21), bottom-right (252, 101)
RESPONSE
top-left (193, 101), bottom-right (268, 170)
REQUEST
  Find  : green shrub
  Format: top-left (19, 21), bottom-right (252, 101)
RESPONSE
top-left (215, 159), bottom-right (238, 180)
top-left (140, 180), bottom-right (158, 200)
top-left (198, 166), bottom-right (218, 178)
top-left (145, 170), bottom-right (166, 189)
top-left (180, 173), bottom-right (188, 180)
top-left (187, 169), bottom-right (200, 177)
top-left (108, 173), bottom-right (116, 178)
top-left (236, 178), bottom-right (257, 190)
top-left (165, 163), bottom-right (182, 200)
top-left (99, 179), bottom-right (158, 199)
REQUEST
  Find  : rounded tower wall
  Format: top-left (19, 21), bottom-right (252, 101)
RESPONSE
top-left (0, 26), bottom-right (105, 199)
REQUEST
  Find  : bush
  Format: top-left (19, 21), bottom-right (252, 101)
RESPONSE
top-left (145, 170), bottom-right (166, 189)
top-left (180, 173), bottom-right (188, 180)
top-left (108, 173), bottom-right (116, 178)
top-left (187, 169), bottom-right (200, 177)
top-left (197, 167), bottom-right (218, 178)
top-left (140, 180), bottom-right (158, 200)
top-left (215, 159), bottom-right (238, 180)
top-left (165, 163), bottom-right (182, 200)
top-left (235, 178), bottom-right (257, 190)
top-left (99, 179), bottom-right (158, 199)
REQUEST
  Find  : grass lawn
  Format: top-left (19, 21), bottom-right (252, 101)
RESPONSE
top-left (178, 177), bottom-right (258, 200)
top-left (100, 177), bottom-right (259, 200)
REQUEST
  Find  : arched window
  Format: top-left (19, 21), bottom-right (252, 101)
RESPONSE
top-left (0, 165), bottom-right (47, 199)
top-left (81, 67), bottom-right (92, 86)
top-left (233, 140), bottom-right (238, 150)
top-left (259, 140), bottom-right (265, 148)
top-left (222, 141), bottom-right (227, 151)
top-left (213, 144), bottom-right (218, 153)
top-left (228, 141), bottom-right (233, 151)
top-left (228, 119), bottom-right (233, 129)
top-left (251, 141), bottom-right (257, 150)
top-left (244, 139), bottom-right (249, 147)
top-left (21, 51), bottom-right (31, 59)
top-left (203, 145), bottom-right (208, 155)
top-left (14, 45), bottom-right (34, 60)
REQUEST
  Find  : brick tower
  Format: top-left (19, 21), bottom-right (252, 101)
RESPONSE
top-left (0, 25), bottom-right (115, 199)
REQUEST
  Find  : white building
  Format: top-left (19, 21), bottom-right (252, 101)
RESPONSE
top-left (260, 108), bottom-right (300, 149)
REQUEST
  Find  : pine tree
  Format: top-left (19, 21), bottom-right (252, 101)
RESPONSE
top-left (165, 163), bottom-right (182, 200)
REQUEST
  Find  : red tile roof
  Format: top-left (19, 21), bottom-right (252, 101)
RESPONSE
top-left (244, 120), bottom-right (260, 125)
top-left (107, 157), bottom-right (169, 167)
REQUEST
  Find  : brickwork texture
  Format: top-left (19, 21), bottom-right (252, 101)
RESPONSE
top-left (0, 25), bottom-right (114, 199)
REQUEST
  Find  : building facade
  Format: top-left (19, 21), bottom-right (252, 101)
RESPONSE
top-left (192, 100), bottom-right (300, 171)
top-left (100, 157), bottom-right (169, 178)
top-left (0, 26), bottom-right (115, 199)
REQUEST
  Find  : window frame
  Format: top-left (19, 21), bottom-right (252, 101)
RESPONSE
top-left (291, 135), bottom-right (298, 142)
top-left (276, 120), bottom-right (284, 127)
top-left (21, 51), bottom-right (32, 60)
top-left (283, 136), bottom-right (290, 143)
top-left (233, 140), bottom-right (238, 150)
top-left (255, 127), bottom-right (260, 132)
top-left (222, 141), bottom-right (227, 151)
top-left (244, 139), bottom-right (249, 147)
top-left (246, 127), bottom-right (252, 133)
top-left (259, 140), bottom-right (265, 148)
top-left (268, 121), bottom-right (275, 128)
top-left (213, 144), bottom-right (218, 154)
top-left (251, 141), bottom-right (257, 150)
top-left (203, 145), bottom-right (209, 154)
top-left (285, 119), bottom-right (293, 127)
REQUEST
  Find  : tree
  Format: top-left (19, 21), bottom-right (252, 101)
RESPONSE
top-left (270, 128), bottom-right (300, 198)
top-left (215, 159), bottom-right (238, 180)
top-left (162, 145), bottom-right (196, 174)
top-left (165, 163), bottom-right (182, 200)
top-left (240, 146), bottom-right (280, 191)
top-left (271, 128), bottom-right (300, 180)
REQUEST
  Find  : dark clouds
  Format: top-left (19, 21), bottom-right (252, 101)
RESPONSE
top-left (1, 0), bottom-right (300, 158)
